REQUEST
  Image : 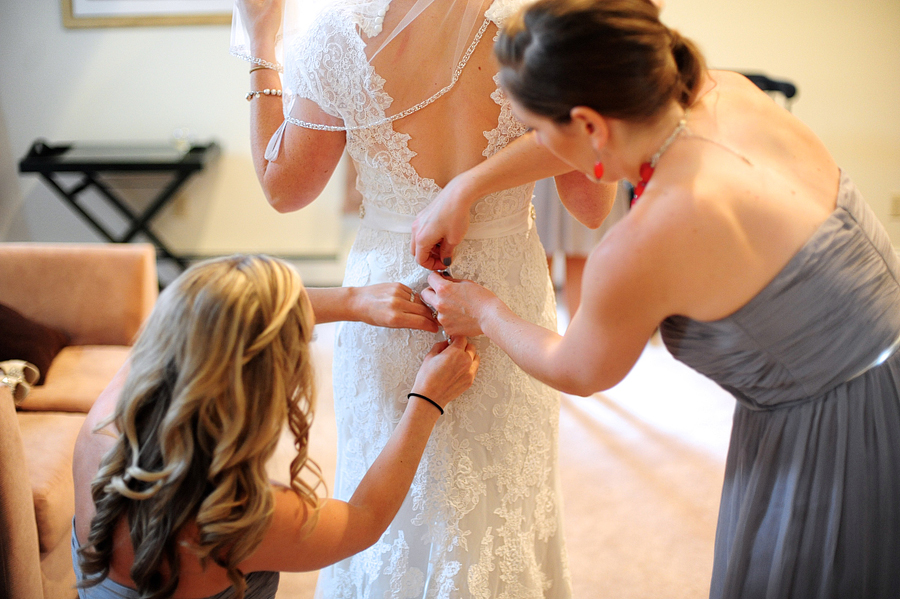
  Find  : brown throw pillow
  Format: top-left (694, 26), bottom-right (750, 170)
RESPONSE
top-left (0, 303), bottom-right (69, 385)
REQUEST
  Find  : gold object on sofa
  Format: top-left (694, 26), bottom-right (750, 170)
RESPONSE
top-left (0, 360), bottom-right (40, 404)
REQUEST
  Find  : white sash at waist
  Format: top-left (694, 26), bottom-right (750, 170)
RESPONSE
top-left (359, 202), bottom-right (535, 239)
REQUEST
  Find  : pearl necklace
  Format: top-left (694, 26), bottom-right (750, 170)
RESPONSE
top-left (632, 109), bottom-right (690, 204)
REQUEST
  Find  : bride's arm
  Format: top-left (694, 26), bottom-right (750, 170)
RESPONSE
top-left (237, 0), bottom-right (347, 212)
top-left (250, 92), bottom-right (346, 212)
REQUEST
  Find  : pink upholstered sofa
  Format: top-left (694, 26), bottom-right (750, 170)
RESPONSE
top-left (0, 243), bottom-right (157, 599)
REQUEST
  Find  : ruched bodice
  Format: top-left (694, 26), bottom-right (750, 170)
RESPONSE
top-left (661, 172), bottom-right (900, 599)
top-left (662, 172), bottom-right (900, 408)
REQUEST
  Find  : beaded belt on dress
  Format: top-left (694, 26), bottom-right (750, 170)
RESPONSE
top-left (359, 203), bottom-right (535, 239)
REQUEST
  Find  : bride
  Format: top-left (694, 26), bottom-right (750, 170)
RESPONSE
top-left (232, 0), bottom-right (614, 595)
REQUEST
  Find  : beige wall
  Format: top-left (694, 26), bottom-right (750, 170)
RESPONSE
top-left (1, 1), bottom-right (898, 251)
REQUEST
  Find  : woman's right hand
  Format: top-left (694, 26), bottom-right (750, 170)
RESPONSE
top-left (410, 336), bottom-right (479, 411)
top-left (236, 0), bottom-right (284, 53)
top-left (411, 174), bottom-right (476, 271)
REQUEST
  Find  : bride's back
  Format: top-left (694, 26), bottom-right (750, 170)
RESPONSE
top-left (367, 0), bottom-right (504, 188)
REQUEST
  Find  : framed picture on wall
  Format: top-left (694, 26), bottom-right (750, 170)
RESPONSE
top-left (62, 0), bottom-right (233, 28)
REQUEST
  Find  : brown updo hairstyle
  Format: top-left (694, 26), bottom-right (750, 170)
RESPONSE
top-left (496, 0), bottom-right (707, 123)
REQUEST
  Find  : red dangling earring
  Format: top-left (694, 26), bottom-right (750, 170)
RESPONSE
top-left (593, 161), bottom-right (604, 180)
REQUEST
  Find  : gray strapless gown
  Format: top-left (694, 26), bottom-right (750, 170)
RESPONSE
top-left (660, 172), bottom-right (900, 599)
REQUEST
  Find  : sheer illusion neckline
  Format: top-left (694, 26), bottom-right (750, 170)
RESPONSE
top-left (363, 27), bottom-right (500, 190)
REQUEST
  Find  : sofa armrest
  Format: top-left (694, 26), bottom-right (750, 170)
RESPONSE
top-left (0, 243), bottom-right (158, 346)
top-left (0, 385), bottom-right (44, 599)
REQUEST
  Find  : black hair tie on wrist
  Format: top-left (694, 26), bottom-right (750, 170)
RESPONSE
top-left (407, 392), bottom-right (444, 415)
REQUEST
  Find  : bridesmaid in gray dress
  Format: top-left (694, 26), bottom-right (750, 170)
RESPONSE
top-left (416, 0), bottom-right (900, 597)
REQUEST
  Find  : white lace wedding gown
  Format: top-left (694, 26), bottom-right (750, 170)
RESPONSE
top-left (285, 1), bottom-right (571, 597)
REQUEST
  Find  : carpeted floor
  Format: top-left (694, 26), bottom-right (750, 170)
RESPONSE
top-left (268, 319), bottom-right (736, 598)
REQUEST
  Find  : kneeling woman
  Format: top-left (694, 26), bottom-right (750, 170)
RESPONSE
top-left (73, 255), bottom-right (478, 599)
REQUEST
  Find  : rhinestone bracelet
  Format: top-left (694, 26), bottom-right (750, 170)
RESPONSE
top-left (247, 56), bottom-right (283, 73)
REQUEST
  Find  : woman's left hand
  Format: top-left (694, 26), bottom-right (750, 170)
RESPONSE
top-left (421, 272), bottom-right (499, 338)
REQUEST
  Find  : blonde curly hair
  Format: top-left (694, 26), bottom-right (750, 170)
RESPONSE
top-left (77, 255), bottom-right (323, 599)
